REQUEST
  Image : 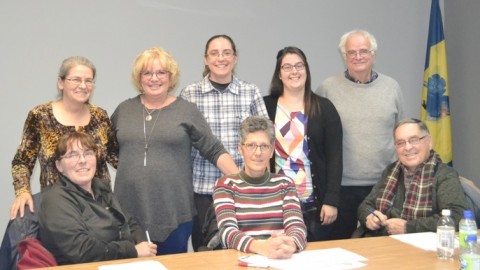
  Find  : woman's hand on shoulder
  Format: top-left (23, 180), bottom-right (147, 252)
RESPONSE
top-left (10, 192), bottom-right (33, 220)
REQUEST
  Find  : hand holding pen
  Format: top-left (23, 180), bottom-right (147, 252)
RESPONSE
top-left (365, 208), bottom-right (387, 230)
top-left (135, 230), bottom-right (157, 257)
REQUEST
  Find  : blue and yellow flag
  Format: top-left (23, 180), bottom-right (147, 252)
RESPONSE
top-left (421, 0), bottom-right (452, 165)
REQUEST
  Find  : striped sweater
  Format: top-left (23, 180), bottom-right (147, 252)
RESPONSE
top-left (213, 170), bottom-right (307, 253)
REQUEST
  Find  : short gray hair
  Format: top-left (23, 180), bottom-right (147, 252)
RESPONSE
top-left (239, 116), bottom-right (275, 145)
top-left (339, 29), bottom-right (378, 56)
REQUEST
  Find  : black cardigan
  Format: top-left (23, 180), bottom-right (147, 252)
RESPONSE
top-left (263, 94), bottom-right (343, 208)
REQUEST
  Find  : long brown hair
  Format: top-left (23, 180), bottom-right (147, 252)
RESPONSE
top-left (268, 46), bottom-right (320, 118)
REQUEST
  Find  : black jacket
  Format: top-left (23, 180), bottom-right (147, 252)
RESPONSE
top-left (263, 94), bottom-right (343, 208)
top-left (39, 174), bottom-right (146, 265)
top-left (0, 193), bottom-right (42, 270)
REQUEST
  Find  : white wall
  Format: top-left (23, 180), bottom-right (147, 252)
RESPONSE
top-left (0, 0), bottom-right (431, 239)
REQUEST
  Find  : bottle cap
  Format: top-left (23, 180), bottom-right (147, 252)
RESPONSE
top-left (464, 210), bottom-right (474, 219)
top-left (442, 209), bottom-right (451, 216)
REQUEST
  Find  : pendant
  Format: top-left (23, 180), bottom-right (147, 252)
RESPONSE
top-left (145, 114), bottom-right (152, 121)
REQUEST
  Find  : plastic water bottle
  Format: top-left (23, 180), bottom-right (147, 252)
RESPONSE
top-left (437, 209), bottom-right (455, 259)
top-left (460, 235), bottom-right (480, 270)
top-left (460, 210), bottom-right (478, 255)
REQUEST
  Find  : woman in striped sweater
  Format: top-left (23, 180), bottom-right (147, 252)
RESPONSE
top-left (213, 116), bottom-right (307, 259)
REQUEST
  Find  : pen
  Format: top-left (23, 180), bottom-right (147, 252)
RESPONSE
top-left (368, 209), bottom-right (381, 222)
top-left (238, 262), bottom-right (269, 268)
top-left (146, 230), bottom-right (151, 243)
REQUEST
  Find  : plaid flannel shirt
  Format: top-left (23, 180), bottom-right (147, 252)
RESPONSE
top-left (180, 75), bottom-right (268, 194)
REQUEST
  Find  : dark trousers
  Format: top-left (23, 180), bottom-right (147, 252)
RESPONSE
top-left (302, 203), bottom-right (334, 242)
top-left (191, 193), bottom-right (213, 251)
top-left (329, 185), bottom-right (374, 240)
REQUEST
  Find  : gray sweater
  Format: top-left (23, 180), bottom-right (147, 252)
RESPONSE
top-left (111, 96), bottom-right (227, 242)
top-left (316, 73), bottom-right (405, 186)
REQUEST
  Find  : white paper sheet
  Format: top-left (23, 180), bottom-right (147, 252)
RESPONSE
top-left (239, 248), bottom-right (367, 270)
top-left (390, 232), bottom-right (459, 251)
top-left (97, 260), bottom-right (167, 270)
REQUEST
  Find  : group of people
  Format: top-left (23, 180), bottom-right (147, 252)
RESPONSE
top-left (7, 29), bottom-right (469, 265)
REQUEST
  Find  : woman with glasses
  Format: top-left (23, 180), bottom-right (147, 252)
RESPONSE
top-left (213, 116), bottom-right (307, 258)
top-left (10, 56), bottom-right (118, 220)
top-left (110, 47), bottom-right (238, 255)
top-left (180, 34), bottom-right (268, 251)
top-left (39, 132), bottom-right (157, 265)
top-left (263, 47), bottom-right (343, 241)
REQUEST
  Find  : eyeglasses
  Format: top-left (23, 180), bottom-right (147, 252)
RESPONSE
top-left (395, 135), bottom-right (428, 148)
top-left (61, 150), bottom-right (96, 162)
top-left (345, 49), bottom-right (373, 59)
top-left (206, 50), bottom-right (235, 58)
top-left (142, 70), bottom-right (169, 79)
top-left (242, 143), bottom-right (272, 153)
top-left (65, 77), bottom-right (95, 88)
top-left (281, 62), bottom-right (305, 72)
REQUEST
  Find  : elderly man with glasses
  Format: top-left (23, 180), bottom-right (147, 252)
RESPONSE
top-left (316, 29), bottom-right (405, 239)
top-left (356, 118), bottom-right (468, 237)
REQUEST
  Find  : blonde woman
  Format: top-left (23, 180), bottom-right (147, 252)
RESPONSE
top-left (111, 47), bottom-right (238, 255)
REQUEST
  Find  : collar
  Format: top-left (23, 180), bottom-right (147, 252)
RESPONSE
top-left (58, 174), bottom-right (109, 200)
top-left (344, 70), bottom-right (378, 84)
top-left (201, 75), bottom-right (240, 95)
top-left (238, 169), bottom-right (271, 185)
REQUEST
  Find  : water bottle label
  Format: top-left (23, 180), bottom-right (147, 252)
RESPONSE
top-left (460, 254), bottom-right (480, 270)
top-left (460, 230), bottom-right (478, 248)
top-left (437, 227), bottom-right (455, 259)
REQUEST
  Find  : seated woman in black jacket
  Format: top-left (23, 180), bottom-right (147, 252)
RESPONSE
top-left (39, 131), bottom-right (157, 265)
